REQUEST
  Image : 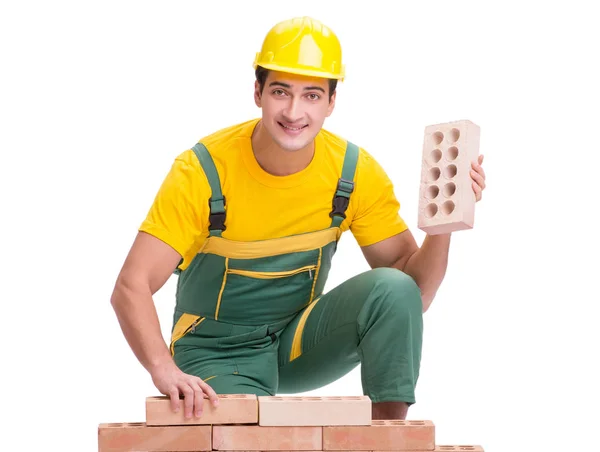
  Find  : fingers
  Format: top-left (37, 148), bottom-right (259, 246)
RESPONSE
top-left (470, 168), bottom-right (485, 189)
top-left (200, 379), bottom-right (220, 407)
top-left (472, 181), bottom-right (482, 201)
top-left (472, 158), bottom-right (486, 180)
top-left (182, 377), bottom-right (217, 418)
top-left (169, 388), bottom-right (180, 413)
top-left (181, 384), bottom-right (195, 419)
top-left (161, 372), bottom-right (218, 419)
top-left (193, 380), bottom-right (205, 417)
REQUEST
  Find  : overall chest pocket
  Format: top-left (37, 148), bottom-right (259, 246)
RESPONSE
top-left (216, 253), bottom-right (320, 324)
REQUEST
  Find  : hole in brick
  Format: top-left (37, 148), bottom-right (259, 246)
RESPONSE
top-left (447, 146), bottom-right (459, 160)
top-left (346, 397), bottom-right (363, 400)
top-left (439, 447), bottom-right (456, 451)
top-left (410, 421), bottom-right (426, 425)
top-left (426, 185), bottom-right (439, 200)
top-left (433, 131), bottom-right (444, 145)
top-left (428, 167), bottom-right (441, 182)
top-left (443, 182), bottom-right (456, 197)
top-left (124, 422), bottom-right (145, 427)
top-left (449, 128), bottom-right (460, 142)
top-left (105, 423), bottom-right (124, 427)
top-left (372, 420), bottom-right (386, 425)
top-left (389, 421), bottom-right (405, 425)
top-left (441, 200), bottom-right (455, 215)
top-left (444, 164), bottom-right (457, 178)
top-left (459, 447), bottom-right (476, 450)
top-left (425, 203), bottom-right (438, 218)
top-left (329, 397), bottom-right (342, 400)
top-left (306, 397), bottom-right (321, 400)
top-left (430, 149), bottom-right (442, 163)
top-left (271, 397), bottom-right (284, 401)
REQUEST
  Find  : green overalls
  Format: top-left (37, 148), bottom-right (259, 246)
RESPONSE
top-left (169, 140), bottom-right (424, 404)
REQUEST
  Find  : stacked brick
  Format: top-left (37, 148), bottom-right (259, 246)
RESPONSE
top-left (98, 394), bottom-right (484, 451)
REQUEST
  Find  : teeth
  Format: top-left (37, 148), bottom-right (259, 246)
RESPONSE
top-left (281, 123), bottom-right (304, 131)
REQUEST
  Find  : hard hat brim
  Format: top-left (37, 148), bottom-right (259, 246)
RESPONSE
top-left (253, 62), bottom-right (345, 82)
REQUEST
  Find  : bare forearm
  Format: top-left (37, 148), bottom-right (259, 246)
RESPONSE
top-left (110, 281), bottom-right (174, 375)
top-left (397, 233), bottom-right (451, 311)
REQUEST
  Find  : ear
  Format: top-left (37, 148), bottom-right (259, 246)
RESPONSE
top-left (254, 80), bottom-right (262, 107)
top-left (326, 90), bottom-right (336, 117)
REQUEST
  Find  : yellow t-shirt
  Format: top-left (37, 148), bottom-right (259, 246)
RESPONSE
top-left (139, 118), bottom-right (408, 271)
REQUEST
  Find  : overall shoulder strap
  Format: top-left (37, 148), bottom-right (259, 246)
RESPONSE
top-left (191, 142), bottom-right (226, 237)
top-left (329, 140), bottom-right (359, 228)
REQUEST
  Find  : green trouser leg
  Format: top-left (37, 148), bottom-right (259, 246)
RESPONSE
top-left (276, 267), bottom-right (424, 404)
top-left (173, 320), bottom-right (280, 396)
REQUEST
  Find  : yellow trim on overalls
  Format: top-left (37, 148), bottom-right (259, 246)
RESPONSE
top-left (289, 296), bottom-right (322, 361)
top-left (170, 314), bottom-right (205, 355)
top-left (201, 228), bottom-right (340, 258)
top-left (308, 248), bottom-right (322, 304)
top-left (215, 257), bottom-right (229, 320)
top-left (227, 265), bottom-right (317, 279)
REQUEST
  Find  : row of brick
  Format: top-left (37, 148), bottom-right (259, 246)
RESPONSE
top-left (98, 422), bottom-right (484, 451)
top-left (146, 395), bottom-right (373, 426)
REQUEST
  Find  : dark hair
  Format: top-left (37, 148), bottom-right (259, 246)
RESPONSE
top-left (255, 66), bottom-right (337, 101)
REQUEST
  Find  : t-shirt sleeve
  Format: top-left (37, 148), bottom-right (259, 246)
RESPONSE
top-left (138, 150), bottom-right (209, 269)
top-left (349, 149), bottom-right (409, 247)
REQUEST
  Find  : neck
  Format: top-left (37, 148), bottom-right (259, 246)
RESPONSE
top-left (251, 120), bottom-right (314, 176)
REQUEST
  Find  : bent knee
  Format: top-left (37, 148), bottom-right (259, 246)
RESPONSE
top-left (368, 267), bottom-right (423, 314)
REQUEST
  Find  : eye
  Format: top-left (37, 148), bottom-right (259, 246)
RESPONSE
top-left (272, 89), bottom-right (287, 96)
top-left (306, 93), bottom-right (321, 100)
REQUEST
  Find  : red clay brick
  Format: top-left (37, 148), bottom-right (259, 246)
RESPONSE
top-left (146, 394), bottom-right (258, 425)
top-left (430, 447), bottom-right (484, 452)
top-left (374, 447), bottom-right (484, 452)
top-left (97, 422), bottom-right (211, 451)
top-left (258, 395), bottom-right (371, 426)
top-left (323, 419), bottom-right (435, 450)
top-left (213, 425), bottom-right (322, 450)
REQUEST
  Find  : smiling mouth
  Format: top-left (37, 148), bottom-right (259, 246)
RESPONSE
top-left (278, 122), bottom-right (308, 131)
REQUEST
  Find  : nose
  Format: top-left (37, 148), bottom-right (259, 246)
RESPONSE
top-left (282, 96), bottom-right (303, 123)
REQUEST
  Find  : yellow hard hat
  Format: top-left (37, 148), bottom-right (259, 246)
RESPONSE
top-left (253, 16), bottom-right (345, 81)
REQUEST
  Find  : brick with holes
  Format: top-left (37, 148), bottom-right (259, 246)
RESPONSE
top-left (258, 395), bottom-right (371, 426)
top-left (433, 447), bottom-right (484, 452)
top-left (374, 446), bottom-right (485, 452)
top-left (145, 394), bottom-right (258, 426)
top-left (417, 119), bottom-right (481, 235)
top-left (323, 419), bottom-right (435, 450)
top-left (213, 425), bottom-right (322, 450)
top-left (97, 422), bottom-right (211, 451)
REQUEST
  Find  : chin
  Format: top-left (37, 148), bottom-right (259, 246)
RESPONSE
top-left (277, 139), bottom-right (311, 152)
top-left (272, 124), bottom-right (316, 152)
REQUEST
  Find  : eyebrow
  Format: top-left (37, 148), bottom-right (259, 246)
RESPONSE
top-left (269, 81), bottom-right (325, 93)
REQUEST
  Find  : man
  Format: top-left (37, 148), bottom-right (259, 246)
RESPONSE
top-left (110, 16), bottom-right (486, 422)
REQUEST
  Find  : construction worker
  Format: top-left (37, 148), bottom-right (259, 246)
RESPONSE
top-left (110, 16), bottom-right (486, 422)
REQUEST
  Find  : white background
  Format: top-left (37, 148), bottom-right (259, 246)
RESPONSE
top-left (1, 1), bottom-right (599, 451)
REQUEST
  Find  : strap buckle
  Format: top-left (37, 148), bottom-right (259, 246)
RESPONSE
top-left (209, 211), bottom-right (226, 231)
top-left (336, 178), bottom-right (355, 195)
top-left (329, 197), bottom-right (349, 219)
top-left (329, 178), bottom-right (355, 219)
top-left (208, 196), bottom-right (226, 231)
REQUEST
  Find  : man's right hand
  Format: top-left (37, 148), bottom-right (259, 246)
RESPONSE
top-left (151, 361), bottom-right (220, 419)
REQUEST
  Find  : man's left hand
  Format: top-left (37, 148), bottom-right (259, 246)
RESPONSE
top-left (470, 154), bottom-right (486, 202)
